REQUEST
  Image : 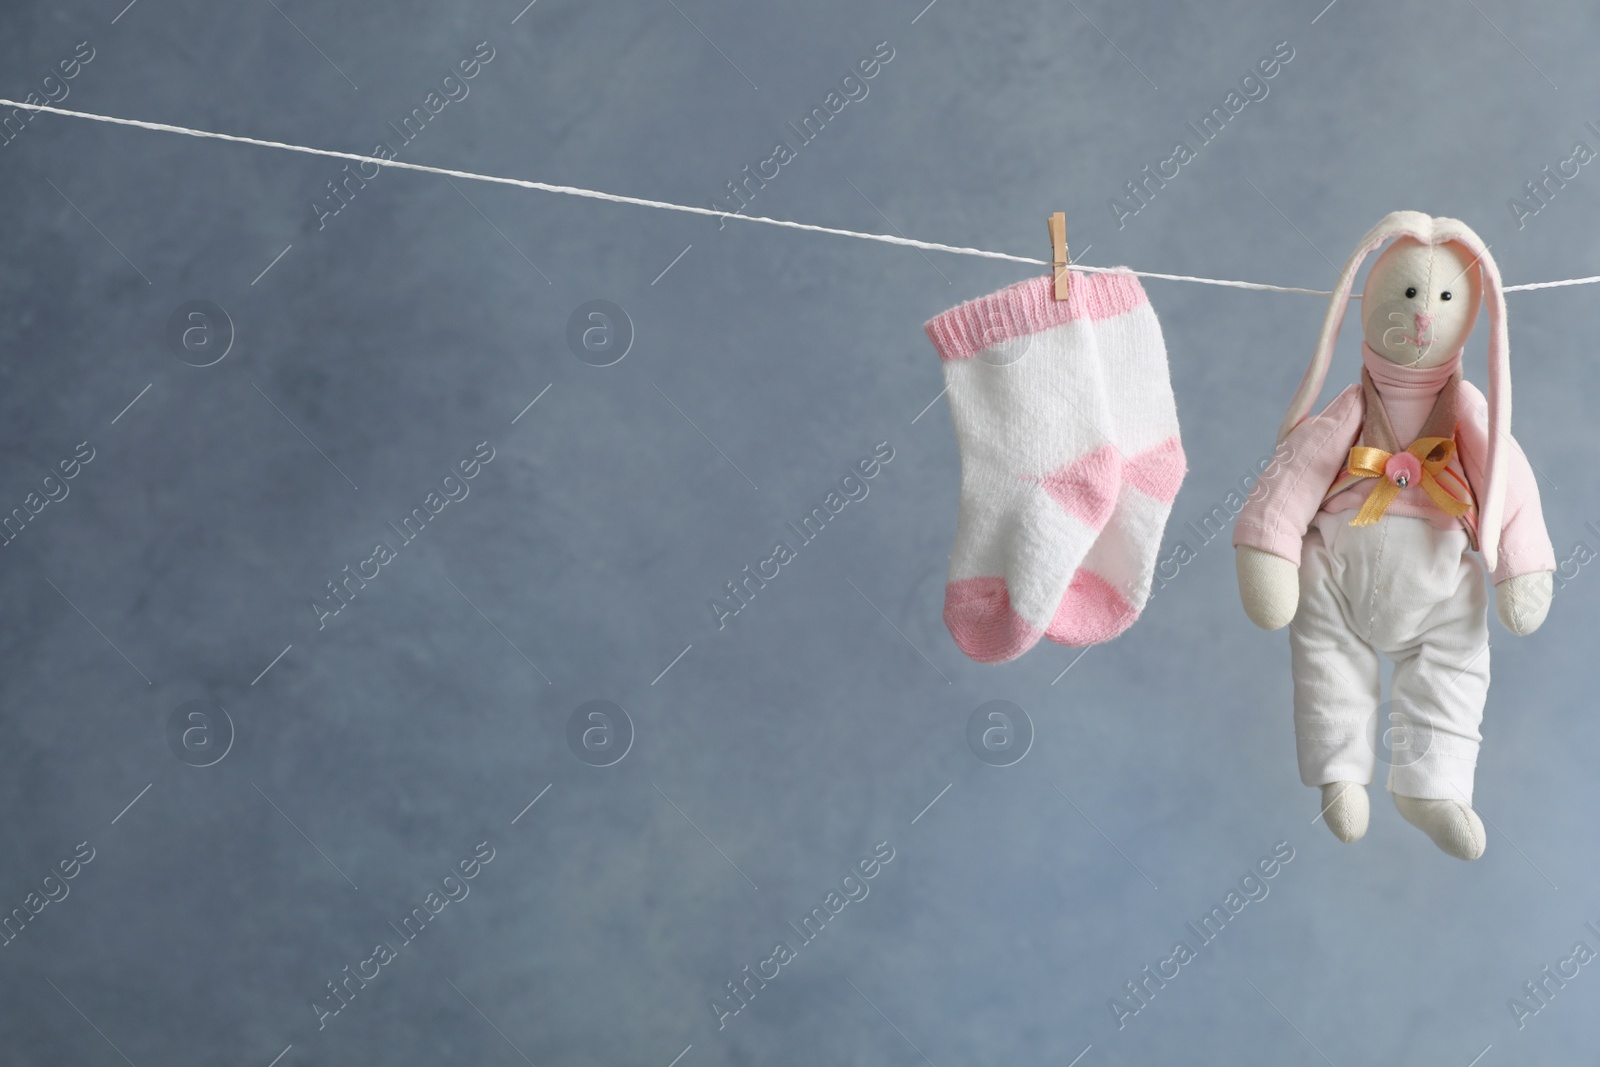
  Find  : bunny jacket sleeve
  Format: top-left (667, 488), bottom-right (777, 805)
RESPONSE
top-left (1232, 383), bottom-right (1556, 585)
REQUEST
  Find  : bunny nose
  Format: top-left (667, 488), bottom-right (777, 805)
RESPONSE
top-left (1414, 311), bottom-right (1433, 343)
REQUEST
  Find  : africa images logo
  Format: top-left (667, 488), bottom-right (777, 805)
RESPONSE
top-left (707, 442), bottom-right (895, 631)
top-left (709, 841), bottom-right (895, 1031)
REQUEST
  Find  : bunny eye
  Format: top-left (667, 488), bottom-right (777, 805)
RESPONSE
top-left (1405, 287), bottom-right (1418, 298)
top-left (1440, 291), bottom-right (1453, 300)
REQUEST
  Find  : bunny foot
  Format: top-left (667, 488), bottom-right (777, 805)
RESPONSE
top-left (1317, 781), bottom-right (1368, 843)
top-left (1394, 795), bottom-right (1486, 860)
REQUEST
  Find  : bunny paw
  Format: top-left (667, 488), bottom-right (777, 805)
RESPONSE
top-left (1318, 781), bottom-right (1369, 843)
top-left (1394, 795), bottom-right (1486, 860)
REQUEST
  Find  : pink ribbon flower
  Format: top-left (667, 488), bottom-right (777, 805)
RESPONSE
top-left (1384, 451), bottom-right (1422, 489)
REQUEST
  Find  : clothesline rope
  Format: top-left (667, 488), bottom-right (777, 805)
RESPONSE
top-left (5, 96), bottom-right (1597, 297)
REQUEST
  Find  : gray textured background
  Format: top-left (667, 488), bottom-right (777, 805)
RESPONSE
top-left (2, 1), bottom-right (1599, 1064)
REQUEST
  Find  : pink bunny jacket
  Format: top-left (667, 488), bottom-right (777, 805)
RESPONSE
top-left (1233, 343), bottom-right (1555, 585)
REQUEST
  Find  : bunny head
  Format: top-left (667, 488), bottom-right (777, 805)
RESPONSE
top-left (1275, 211), bottom-right (1512, 569)
top-left (1360, 237), bottom-right (1482, 368)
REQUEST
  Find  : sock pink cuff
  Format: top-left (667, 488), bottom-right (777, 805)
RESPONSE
top-left (923, 270), bottom-right (1148, 362)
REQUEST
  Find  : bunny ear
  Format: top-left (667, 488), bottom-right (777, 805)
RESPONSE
top-left (1432, 218), bottom-right (1510, 572)
top-left (1277, 211), bottom-right (1437, 444)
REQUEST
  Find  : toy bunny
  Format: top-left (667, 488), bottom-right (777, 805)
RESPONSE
top-left (1233, 212), bottom-right (1555, 861)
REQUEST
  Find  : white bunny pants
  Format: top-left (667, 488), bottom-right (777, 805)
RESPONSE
top-left (1289, 511), bottom-right (1490, 802)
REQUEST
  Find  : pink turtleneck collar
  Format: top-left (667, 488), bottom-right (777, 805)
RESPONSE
top-left (1361, 342), bottom-right (1461, 395)
top-left (1359, 342), bottom-right (1461, 445)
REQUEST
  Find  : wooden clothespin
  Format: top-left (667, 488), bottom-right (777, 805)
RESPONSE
top-left (1048, 212), bottom-right (1070, 300)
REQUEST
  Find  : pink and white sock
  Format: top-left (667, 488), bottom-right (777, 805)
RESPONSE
top-left (924, 271), bottom-right (1186, 663)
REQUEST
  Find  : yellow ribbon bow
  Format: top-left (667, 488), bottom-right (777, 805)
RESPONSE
top-left (1347, 436), bottom-right (1470, 527)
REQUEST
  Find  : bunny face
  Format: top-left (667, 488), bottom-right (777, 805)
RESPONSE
top-left (1360, 237), bottom-right (1482, 367)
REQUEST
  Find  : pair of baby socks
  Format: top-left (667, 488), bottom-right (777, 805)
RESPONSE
top-left (924, 271), bottom-right (1186, 663)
